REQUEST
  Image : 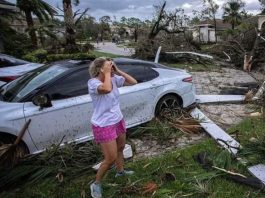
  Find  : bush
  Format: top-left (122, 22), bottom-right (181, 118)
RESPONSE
top-left (23, 49), bottom-right (48, 63)
top-left (2, 29), bottom-right (32, 58)
top-left (81, 42), bottom-right (95, 52)
top-left (23, 51), bottom-right (96, 63)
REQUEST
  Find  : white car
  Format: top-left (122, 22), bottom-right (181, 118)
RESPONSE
top-left (0, 54), bottom-right (43, 86)
top-left (0, 58), bottom-right (196, 155)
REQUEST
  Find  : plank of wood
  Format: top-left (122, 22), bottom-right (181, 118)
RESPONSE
top-left (190, 108), bottom-right (240, 155)
top-left (196, 95), bottom-right (245, 104)
top-left (248, 164), bottom-right (265, 184)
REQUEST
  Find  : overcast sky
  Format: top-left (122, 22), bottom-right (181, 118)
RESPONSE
top-left (8, 0), bottom-right (262, 21)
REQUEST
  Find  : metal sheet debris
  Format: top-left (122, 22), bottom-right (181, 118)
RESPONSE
top-left (196, 95), bottom-right (245, 104)
top-left (92, 144), bottom-right (133, 170)
top-left (166, 51), bottom-right (214, 59)
top-left (190, 108), bottom-right (240, 155)
top-left (248, 164), bottom-right (265, 184)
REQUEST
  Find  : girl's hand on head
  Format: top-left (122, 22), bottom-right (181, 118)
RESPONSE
top-left (101, 61), bottom-right (112, 74)
top-left (111, 62), bottom-right (120, 74)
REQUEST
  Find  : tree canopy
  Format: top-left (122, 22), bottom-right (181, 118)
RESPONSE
top-left (223, 0), bottom-right (245, 30)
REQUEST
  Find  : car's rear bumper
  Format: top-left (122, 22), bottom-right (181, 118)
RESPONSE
top-left (181, 84), bottom-right (196, 107)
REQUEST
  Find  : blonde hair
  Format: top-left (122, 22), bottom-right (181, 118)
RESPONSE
top-left (89, 57), bottom-right (112, 78)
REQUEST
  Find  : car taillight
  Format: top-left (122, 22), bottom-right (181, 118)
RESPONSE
top-left (182, 76), bottom-right (193, 83)
top-left (0, 76), bottom-right (19, 82)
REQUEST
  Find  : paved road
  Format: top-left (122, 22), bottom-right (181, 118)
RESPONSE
top-left (92, 42), bottom-right (135, 56)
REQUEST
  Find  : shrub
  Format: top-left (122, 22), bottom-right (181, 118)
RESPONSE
top-left (23, 51), bottom-right (96, 63)
top-left (2, 29), bottom-right (32, 58)
top-left (23, 49), bottom-right (48, 63)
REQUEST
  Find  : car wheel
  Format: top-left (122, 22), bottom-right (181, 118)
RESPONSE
top-left (0, 133), bottom-right (29, 159)
top-left (155, 95), bottom-right (182, 118)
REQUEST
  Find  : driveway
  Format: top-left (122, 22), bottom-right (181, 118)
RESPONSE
top-left (132, 68), bottom-right (260, 159)
top-left (92, 42), bottom-right (135, 56)
top-left (192, 68), bottom-right (259, 129)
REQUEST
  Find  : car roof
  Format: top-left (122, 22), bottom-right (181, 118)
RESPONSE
top-left (40, 58), bottom-right (186, 73)
top-left (47, 58), bottom-right (157, 69)
top-left (113, 58), bottom-right (155, 65)
top-left (0, 53), bottom-right (29, 64)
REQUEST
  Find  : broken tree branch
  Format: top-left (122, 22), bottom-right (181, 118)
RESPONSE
top-left (166, 51), bottom-right (213, 59)
top-left (253, 81), bottom-right (265, 100)
top-left (212, 166), bottom-right (247, 178)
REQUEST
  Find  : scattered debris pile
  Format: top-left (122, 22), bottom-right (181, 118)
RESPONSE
top-left (194, 151), bottom-right (265, 190)
top-left (210, 28), bottom-right (265, 72)
top-left (128, 107), bottom-right (202, 143)
top-left (0, 142), bottom-right (101, 191)
top-left (0, 119), bottom-right (31, 167)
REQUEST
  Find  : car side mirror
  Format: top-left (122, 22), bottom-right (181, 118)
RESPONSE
top-left (32, 94), bottom-right (52, 109)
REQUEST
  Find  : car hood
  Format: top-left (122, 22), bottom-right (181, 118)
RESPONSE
top-left (0, 101), bottom-right (24, 120)
top-left (0, 80), bottom-right (5, 87)
top-left (0, 63), bottom-right (43, 77)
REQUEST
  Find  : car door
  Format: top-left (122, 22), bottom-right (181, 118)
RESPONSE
top-left (23, 68), bottom-right (93, 152)
top-left (118, 65), bottom-right (162, 127)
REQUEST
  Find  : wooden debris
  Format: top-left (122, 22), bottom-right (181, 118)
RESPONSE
top-left (253, 80), bottom-right (265, 100)
top-left (142, 182), bottom-right (158, 195)
top-left (250, 112), bottom-right (263, 117)
top-left (165, 51), bottom-right (213, 59)
top-left (169, 118), bottom-right (202, 134)
top-left (248, 164), bottom-right (265, 184)
top-left (0, 119), bottom-right (31, 167)
top-left (190, 108), bottom-right (240, 155)
top-left (196, 95), bottom-right (245, 104)
top-left (212, 166), bottom-right (247, 178)
top-left (244, 90), bottom-right (254, 102)
top-left (243, 54), bottom-right (253, 72)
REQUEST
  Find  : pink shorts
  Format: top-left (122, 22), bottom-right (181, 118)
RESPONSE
top-left (92, 119), bottom-right (126, 144)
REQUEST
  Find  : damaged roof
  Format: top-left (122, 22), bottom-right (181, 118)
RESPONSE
top-left (195, 19), bottom-right (232, 30)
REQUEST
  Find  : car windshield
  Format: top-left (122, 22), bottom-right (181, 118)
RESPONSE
top-left (0, 64), bottom-right (69, 102)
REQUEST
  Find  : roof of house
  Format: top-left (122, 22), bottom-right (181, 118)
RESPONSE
top-left (0, 0), bottom-right (17, 11)
top-left (0, 0), bottom-right (15, 6)
top-left (196, 19), bottom-right (232, 30)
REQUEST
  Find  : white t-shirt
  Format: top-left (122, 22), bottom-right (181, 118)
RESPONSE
top-left (88, 74), bottom-right (125, 127)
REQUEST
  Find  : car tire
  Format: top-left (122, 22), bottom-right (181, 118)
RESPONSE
top-left (155, 95), bottom-right (182, 118)
top-left (0, 133), bottom-right (29, 159)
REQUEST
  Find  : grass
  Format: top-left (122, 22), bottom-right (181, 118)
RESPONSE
top-left (162, 62), bottom-right (221, 72)
top-left (117, 42), bottom-right (137, 49)
top-left (1, 117), bottom-right (265, 197)
top-left (228, 117), bottom-right (265, 144)
top-left (90, 50), bottom-right (127, 58)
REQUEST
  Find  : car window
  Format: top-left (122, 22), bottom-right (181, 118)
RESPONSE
top-left (0, 58), bottom-right (12, 68)
top-left (0, 65), bottom-right (68, 102)
top-left (45, 69), bottom-right (90, 100)
top-left (117, 64), bottom-right (159, 83)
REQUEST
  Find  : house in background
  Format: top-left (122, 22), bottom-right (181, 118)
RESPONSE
top-left (0, 0), bottom-right (16, 11)
top-left (192, 19), bottom-right (231, 43)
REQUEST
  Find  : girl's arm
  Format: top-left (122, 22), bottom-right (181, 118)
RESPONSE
top-left (97, 62), bottom-right (112, 94)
